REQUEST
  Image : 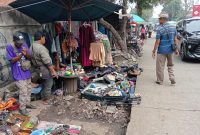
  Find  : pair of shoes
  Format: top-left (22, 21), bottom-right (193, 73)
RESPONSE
top-left (42, 99), bottom-right (52, 105)
top-left (26, 104), bottom-right (37, 109)
top-left (19, 109), bottom-right (29, 116)
top-left (171, 80), bottom-right (176, 85)
top-left (128, 70), bottom-right (141, 76)
top-left (155, 81), bottom-right (163, 85)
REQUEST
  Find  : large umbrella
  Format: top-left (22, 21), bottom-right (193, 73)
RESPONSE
top-left (9, 0), bottom-right (122, 69)
top-left (130, 14), bottom-right (145, 24)
top-left (9, 0), bottom-right (122, 23)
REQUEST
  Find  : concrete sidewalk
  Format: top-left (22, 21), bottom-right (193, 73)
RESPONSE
top-left (126, 38), bottom-right (200, 135)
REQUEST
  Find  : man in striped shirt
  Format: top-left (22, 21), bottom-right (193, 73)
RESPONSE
top-left (152, 12), bottom-right (179, 85)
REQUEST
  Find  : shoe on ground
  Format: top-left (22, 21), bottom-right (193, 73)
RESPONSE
top-left (19, 109), bottom-right (29, 116)
top-left (26, 104), bottom-right (37, 109)
top-left (155, 81), bottom-right (163, 85)
top-left (42, 99), bottom-right (52, 105)
top-left (171, 80), bottom-right (176, 85)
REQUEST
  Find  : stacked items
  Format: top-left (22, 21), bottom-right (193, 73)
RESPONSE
top-left (31, 121), bottom-right (81, 135)
top-left (80, 64), bottom-right (142, 104)
top-left (57, 63), bottom-right (84, 77)
top-left (0, 111), bottom-right (81, 135)
top-left (0, 112), bottom-right (38, 135)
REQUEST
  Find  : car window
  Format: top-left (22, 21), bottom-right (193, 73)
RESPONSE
top-left (176, 21), bottom-right (183, 30)
top-left (177, 21), bottom-right (182, 28)
top-left (186, 19), bottom-right (200, 33)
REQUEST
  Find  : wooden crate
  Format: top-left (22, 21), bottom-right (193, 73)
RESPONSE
top-left (60, 75), bottom-right (78, 95)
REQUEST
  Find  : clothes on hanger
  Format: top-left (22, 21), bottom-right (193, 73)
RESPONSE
top-left (43, 30), bottom-right (53, 59)
top-left (79, 23), bottom-right (95, 67)
top-left (55, 35), bottom-right (62, 57)
top-left (51, 38), bottom-right (57, 53)
top-left (89, 41), bottom-right (105, 67)
top-left (62, 33), bottom-right (78, 56)
top-left (61, 32), bottom-right (79, 64)
top-left (102, 38), bottom-right (113, 65)
top-left (94, 31), bottom-right (113, 65)
top-left (55, 22), bottom-right (64, 35)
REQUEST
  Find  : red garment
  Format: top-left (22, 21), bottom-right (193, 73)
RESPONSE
top-left (55, 23), bottom-right (63, 35)
top-left (79, 25), bottom-right (95, 66)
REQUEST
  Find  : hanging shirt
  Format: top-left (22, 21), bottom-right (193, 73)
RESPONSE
top-left (6, 43), bottom-right (31, 81)
top-left (89, 42), bottom-right (105, 66)
top-left (79, 25), bottom-right (95, 66)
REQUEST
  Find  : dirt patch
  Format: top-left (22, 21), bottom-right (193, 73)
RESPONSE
top-left (38, 94), bottom-right (131, 135)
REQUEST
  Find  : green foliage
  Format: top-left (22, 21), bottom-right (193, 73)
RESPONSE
top-left (142, 8), bottom-right (153, 21)
top-left (162, 0), bottom-right (184, 21)
top-left (134, 0), bottom-right (163, 16)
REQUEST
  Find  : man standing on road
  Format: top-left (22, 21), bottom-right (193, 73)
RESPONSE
top-left (31, 31), bottom-right (58, 104)
top-left (6, 32), bottom-right (36, 116)
top-left (152, 12), bottom-right (179, 85)
top-left (148, 24), bottom-right (154, 38)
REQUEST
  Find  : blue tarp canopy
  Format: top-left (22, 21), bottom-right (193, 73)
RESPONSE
top-left (9, 0), bottom-right (122, 24)
top-left (130, 14), bottom-right (145, 24)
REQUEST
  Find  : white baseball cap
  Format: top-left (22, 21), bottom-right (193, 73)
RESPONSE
top-left (159, 12), bottom-right (169, 19)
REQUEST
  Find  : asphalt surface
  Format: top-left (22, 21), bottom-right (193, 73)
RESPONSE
top-left (126, 37), bottom-right (200, 135)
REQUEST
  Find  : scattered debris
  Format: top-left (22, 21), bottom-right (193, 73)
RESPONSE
top-left (106, 106), bottom-right (117, 114)
top-left (39, 94), bottom-right (131, 132)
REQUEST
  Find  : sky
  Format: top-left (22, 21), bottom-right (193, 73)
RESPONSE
top-left (153, 4), bottom-right (163, 18)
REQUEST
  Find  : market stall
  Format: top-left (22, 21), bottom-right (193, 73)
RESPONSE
top-left (9, 0), bottom-right (122, 93)
top-left (0, 1), bottom-right (143, 134)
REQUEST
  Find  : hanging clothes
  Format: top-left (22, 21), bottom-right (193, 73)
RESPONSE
top-left (61, 32), bottom-right (78, 64)
top-left (55, 22), bottom-right (64, 35)
top-left (79, 24), bottom-right (95, 67)
top-left (94, 31), bottom-right (113, 65)
top-left (44, 23), bottom-right (56, 39)
top-left (89, 42), bottom-right (105, 67)
top-left (51, 38), bottom-right (57, 53)
top-left (102, 38), bottom-right (113, 65)
top-left (55, 35), bottom-right (62, 58)
top-left (75, 37), bottom-right (81, 56)
top-left (21, 32), bottom-right (31, 47)
top-left (43, 30), bottom-right (53, 59)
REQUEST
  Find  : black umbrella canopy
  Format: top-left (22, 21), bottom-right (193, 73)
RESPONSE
top-left (9, 0), bottom-right (122, 23)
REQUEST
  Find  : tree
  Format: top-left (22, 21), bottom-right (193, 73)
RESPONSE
top-left (119, 0), bottom-right (128, 51)
top-left (162, 0), bottom-right (184, 20)
top-left (99, 0), bottom-right (165, 52)
top-left (99, 0), bottom-right (129, 52)
top-left (99, 18), bottom-right (126, 51)
top-left (182, 0), bottom-right (194, 17)
top-left (142, 8), bottom-right (153, 22)
top-left (134, 0), bottom-right (162, 16)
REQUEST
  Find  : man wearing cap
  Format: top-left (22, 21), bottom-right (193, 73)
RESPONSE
top-left (152, 12), bottom-right (179, 85)
top-left (31, 31), bottom-right (57, 104)
top-left (6, 31), bottom-right (36, 116)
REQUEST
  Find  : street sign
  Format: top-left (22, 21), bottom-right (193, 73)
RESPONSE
top-left (193, 5), bottom-right (200, 17)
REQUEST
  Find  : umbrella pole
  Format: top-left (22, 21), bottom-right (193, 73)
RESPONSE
top-left (68, 5), bottom-right (73, 71)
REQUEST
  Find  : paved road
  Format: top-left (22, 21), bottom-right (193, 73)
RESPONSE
top-left (126, 37), bottom-right (200, 135)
